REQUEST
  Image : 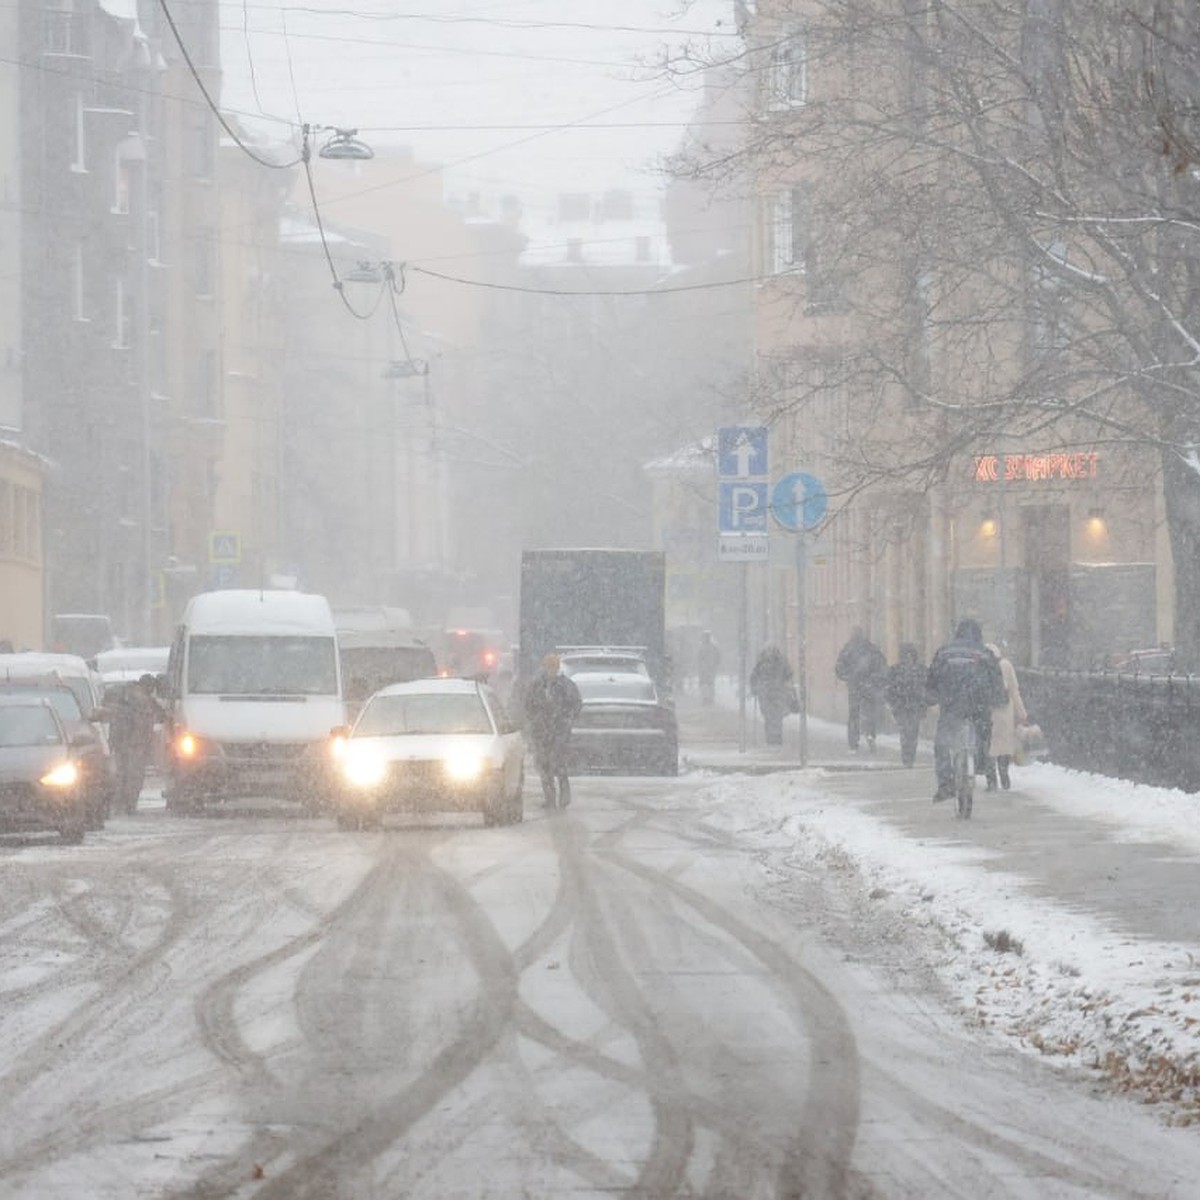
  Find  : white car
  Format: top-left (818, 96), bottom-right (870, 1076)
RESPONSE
top-left (331, 678), bottom-right (524, 829)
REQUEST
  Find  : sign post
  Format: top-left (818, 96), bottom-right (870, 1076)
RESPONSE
top-left (770, 471), bottom-right (828, 767)
top-left (717, 426), bottom-right (769, 751)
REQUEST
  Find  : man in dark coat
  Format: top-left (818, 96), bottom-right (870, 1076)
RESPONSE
top-left (926, 619), bottom-right (1006, 802)
top-left (108, 674), bottom-right (163, 814)
top-left (522, 652), bottom-right (583, 809)
top-left (835, 627), bottom-right (887, 751)
top-left (885, 642), bottom-right (928, 768)
top-left (750, 644), bottom-right (793, 746)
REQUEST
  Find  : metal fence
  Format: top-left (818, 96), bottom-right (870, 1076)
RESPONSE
top-left (1019, 667), bottom-right (1200, 793)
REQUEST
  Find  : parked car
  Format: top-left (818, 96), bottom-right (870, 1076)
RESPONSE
top-left (568, 670), bottom-right (679, 777)
top-left (0, 696), bottom-right (93, 842)
top-left (0, 665), bottom-right (114, 827)
top-left (330, 677), bottom-right (524, 829)
top-left (0, 651), bottom-right (106, 719)
top-left (558, 646), bottom-right (652, 679)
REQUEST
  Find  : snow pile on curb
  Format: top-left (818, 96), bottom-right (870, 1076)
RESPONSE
top-left (696, 769), bottom-right (1200, 1124)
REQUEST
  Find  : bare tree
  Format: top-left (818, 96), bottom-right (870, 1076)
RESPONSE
top-left (671, 0), bottom-right (1200, 662)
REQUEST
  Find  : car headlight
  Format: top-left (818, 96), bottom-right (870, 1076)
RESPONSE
top-left (442, 750), bottom-right (487, 782)
top-left (40, 761), bottom-right (80, 788)
top-left (341, 744), bottom-right (387, 788)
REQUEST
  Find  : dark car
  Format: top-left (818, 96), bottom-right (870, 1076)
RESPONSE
top-left (0, 697), bottom-right (90, 843)
top-left (568, 670), bottom-right (678, 777)
top-left (0, 678), bottom-right (114, 828)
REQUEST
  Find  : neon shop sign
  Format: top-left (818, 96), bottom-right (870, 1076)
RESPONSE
top-left (974, 452), bottom-right (1099, 483)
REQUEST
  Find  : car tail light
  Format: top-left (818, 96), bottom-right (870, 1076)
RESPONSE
top-left (483, 650), bottom-right (497, 668)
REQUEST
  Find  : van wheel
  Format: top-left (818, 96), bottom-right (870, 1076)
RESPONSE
top-left (336, 813), bottom-right (359, 831)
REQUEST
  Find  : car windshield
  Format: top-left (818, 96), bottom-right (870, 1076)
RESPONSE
top-left (575, 675), bottom-right (657, 702)
top-left (187, 636), bottom-right (338, 696)
top-left (354, 692), bottom-right (494, 737)
top-left (0, 706), bottom-right (63, 747)
top-left (0, 683), bottom-right (84, 723)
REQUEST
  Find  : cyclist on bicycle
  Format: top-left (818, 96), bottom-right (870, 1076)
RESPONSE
top-left (926, 619), bottom-right (1006, 803)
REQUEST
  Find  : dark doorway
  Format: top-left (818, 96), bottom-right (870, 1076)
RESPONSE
top-left (1022, 505), bottom-right (1071, 667)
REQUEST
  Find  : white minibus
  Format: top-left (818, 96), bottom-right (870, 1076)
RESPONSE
top-left (164, 590), bottom-right (343, 811)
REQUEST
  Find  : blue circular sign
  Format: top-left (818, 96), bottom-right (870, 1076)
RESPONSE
top-left (771, 472), bottom-right (828, 531)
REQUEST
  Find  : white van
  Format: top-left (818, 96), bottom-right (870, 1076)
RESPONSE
top-left (164, 590), bottom-right (344, 811)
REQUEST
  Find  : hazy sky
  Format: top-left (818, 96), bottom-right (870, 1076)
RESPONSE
top-left (218, 0), bottom-right (737, 200)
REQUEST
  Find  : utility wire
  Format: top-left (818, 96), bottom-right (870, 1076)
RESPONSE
top-left (155, 0), bottom-right (302, 169)
top-left (406, 263), bottom-right (763, 297)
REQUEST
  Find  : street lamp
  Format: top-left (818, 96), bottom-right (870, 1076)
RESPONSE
top-left (317, 128), bottom-right (374, 161)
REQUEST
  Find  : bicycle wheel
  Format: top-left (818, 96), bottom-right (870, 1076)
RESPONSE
top-left (955, 745), bottom-right (973, 820)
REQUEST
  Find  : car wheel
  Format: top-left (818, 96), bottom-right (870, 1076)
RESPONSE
top-left (166, 782), bottom-right (200, 815)
top-left (58, 821), bottom-right (86, 845)
top-left (335, 813), bottom-right (358, 831)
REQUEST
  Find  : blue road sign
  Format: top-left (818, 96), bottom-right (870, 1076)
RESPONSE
top-left (718, 481), bottom-right (768, 532)
top-left (771, 472), bottom-right (828, 531)
top-left (210, 562), bottom-right (240, 589)
top-left (717, 426), bottom-right (769, 478)
top-left (209, 530), bottom-right (241, 563)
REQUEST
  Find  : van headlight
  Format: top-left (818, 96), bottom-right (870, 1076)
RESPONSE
top-left (342, 744), bottom-right (387, 788)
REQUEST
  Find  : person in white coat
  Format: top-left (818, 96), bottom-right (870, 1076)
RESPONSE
top-left (984, 642), bottom-right (1028, 790)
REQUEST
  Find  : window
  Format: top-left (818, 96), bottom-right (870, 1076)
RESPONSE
top-left (44, 2), bottom-right (87, 56)
top-left (558, 193), bottom-right (590, 222)
top-left (113, 155), bottom-right (130, 214)
top-left (191, 115), bottom-right (214, 179)
top-left (566, 238), bottom-right (583, 263)
top-left (72, 242), bottom-right (87, 320)
top-left (768, 27), bottom-right (807, 109)
top-left (770, 187), bottom-right (807, 274)
top-left (146, 209), bottom-right (161, 264)
top-left (112, 276), bottom-right (131, 348)
top-left (71, 92), bottom-right (86, 172)
top-left (194, 229), bottom-right (214, 296)
top-left (599, 189), bottom-right (634, 221)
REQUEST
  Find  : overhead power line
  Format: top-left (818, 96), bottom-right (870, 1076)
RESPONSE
top-left (156, 0), bottom-right (302, 168)
top-left (406, 263), bottom-right (762, 297)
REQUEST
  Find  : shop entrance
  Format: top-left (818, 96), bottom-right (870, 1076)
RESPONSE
top-left (1021, 505), bottom-right (1071, 666)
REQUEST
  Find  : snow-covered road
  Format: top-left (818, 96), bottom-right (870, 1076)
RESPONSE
top-left (1, 768), bottom-right (1199, 1198)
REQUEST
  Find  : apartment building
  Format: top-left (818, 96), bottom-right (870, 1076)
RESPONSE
top-left (17, 0), bottom-right (222, 644)
top-left (736, 1), bottom-right (1171, 717)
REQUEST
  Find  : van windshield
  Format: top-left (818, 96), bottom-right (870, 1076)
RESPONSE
top-left (187, 636), bottom-right (338, 696)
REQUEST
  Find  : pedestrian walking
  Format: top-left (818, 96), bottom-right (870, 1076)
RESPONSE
top-left (750, 644), bottom-right (794, 747)
top-left (697, 631), bottom-right (721, 706)
top-left (835, 627), bottom-right (887, 751)
top-left (983, 642), bottom-right (1027, 790)
top-left (884, 643), bottom-right (928, 767)
top-left (522, 652), bottom-right (583, 809)
top-left (926, 619), bottom-right (1006, 803)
